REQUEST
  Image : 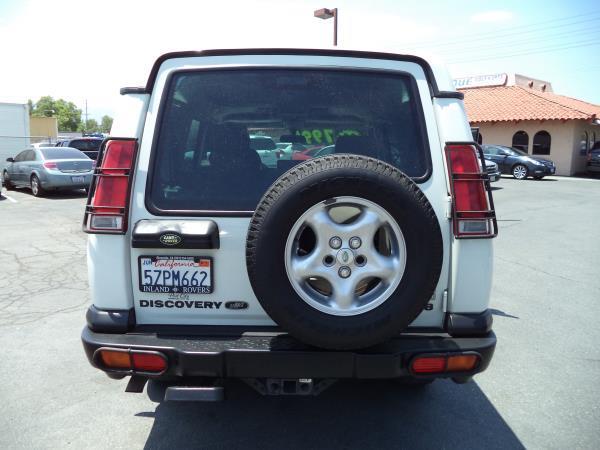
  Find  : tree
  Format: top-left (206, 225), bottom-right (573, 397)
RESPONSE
top-left (79, 119), bottom-right (99, 133)
top-left (100, 115), bottom-right (113, 133)
top-left (29, 96), bottom-right (82, 131)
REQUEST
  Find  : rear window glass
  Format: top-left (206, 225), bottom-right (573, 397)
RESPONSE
top-left (249, 137), bottom-right (277, 150)
top-left (40, 148), bottom-right (89, 159)
top-left (69, 139), bottom-right (101, 151)
top-left (149, 69), bottom-right (430, 213)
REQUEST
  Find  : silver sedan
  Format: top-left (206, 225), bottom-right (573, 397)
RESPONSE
top-left (2, 147), bottom-right (94, 196)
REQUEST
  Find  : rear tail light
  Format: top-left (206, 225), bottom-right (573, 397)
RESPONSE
top-left (95, 348), bottom-right (167, 374)
top-left (412, 356), bottom-right (446, 374)
top-left (99, 349), bottom-right (131, 369)
top-left (43, 161), bottom-right (58, 169)
top-left (445, 143), bottom-right (497, 238)
top-left (131, 353), bottom-right (168, 372)
top-left (446, 354), bottom-right (479, 372)
top-left (83, 138), bottom-right (137, 234)
top-left (410, 353), bottom-right (480, 375)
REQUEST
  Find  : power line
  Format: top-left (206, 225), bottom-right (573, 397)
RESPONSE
top-left (409, 11), bottom-right (600, 50)
top-left (432, 28), bottom-right (598, 60)
top-left (447, 40), bottom-right (600, 64)
top-left (436, 26), bottom-right (599, 56)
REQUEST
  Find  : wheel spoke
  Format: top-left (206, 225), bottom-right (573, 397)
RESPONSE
top-left (304, 208), bottom-right (339, 242)
top-left (290, 251), bottom-right (335, 286)
top-left (357, 252), bottom-right (400, 282)
top-left (332, 278), bottom-right (360, 310)
top-left (345, 209), bottom-right (384, 239)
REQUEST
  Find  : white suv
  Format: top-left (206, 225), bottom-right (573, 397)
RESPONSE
top-left (81, 49), bottom-right (497, 401)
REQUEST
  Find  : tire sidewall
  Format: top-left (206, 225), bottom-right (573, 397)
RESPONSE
top-left (3, 171), bottom-right (13, 189)
top-left (248, 160), bottom-right (442, 349)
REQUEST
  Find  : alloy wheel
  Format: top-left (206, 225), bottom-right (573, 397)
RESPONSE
top-left (284, 196), bottom-right (407, 316)
top-left (31, 176), bottom-right (40, 196)
top-left (513, 165), bottom-right (527, 180)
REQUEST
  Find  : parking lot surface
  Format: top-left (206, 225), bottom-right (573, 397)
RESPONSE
top-left (1, 176), bottom-right (599, 449)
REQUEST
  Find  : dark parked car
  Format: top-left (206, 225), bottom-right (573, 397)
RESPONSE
top-left (484, 159), bottom-right (501, 182)
top-left (587, 142), bottom-right (600, 176)
top-left (482, 145), bottom-right (556, 180)
top-left (3, 147), bottom-right (93, 196)
top-left (56, 137), bottom-right (103, 160)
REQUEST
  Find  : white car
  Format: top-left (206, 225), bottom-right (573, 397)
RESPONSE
top-left (250, 135), bottom-right (279, 167)
top-left (81, 49), bottom-right (497, 401)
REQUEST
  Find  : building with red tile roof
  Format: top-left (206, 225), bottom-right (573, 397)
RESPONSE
top-left (457, 73), bottom-right (599, 176)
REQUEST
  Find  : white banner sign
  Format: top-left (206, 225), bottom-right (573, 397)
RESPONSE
top-left (453, 73), bottom-right (507, 89)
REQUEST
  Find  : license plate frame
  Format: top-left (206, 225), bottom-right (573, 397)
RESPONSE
top-left (138, 255), bottom-right (213, 294)
top-left (71, 176), bottom-right (85, 183)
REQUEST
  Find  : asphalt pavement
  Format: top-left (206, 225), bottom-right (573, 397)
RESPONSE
top-left (1, 176), bottom-right (599, 449)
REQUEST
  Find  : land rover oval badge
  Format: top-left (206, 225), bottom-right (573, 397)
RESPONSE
top-left (159, 233), bottom-right (182, 246)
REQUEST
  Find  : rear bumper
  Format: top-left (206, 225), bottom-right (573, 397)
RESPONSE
top-left (81, 326), bottom-right (496, 380)
top-left (488, 170), bottom-right (501, 182)
top-left (586, 163), bottom-right (600, 173)
top-left (40, 172), bottom-right (92, 188)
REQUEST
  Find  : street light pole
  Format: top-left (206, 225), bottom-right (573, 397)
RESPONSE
top-left (332, 8), bottom-right (338, 46)
top-left (314, 7), bottom-right (338, 46)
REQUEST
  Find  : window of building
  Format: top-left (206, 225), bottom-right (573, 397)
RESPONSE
top-left (512, 131), bottom-right (529, 152)
top-left (532, 131), bottom-right (551, 155)
top-left (579, 131), bottom-right (588, 156)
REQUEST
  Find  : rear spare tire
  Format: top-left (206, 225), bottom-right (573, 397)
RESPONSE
top-left (246, 155), bottom-right (443, 350)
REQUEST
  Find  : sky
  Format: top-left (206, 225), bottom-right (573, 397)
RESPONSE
top-left (0, 0), bottom-right (599, 121)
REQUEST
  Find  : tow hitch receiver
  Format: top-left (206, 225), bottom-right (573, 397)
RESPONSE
top-left (244, 378), bottom-right (337, 396)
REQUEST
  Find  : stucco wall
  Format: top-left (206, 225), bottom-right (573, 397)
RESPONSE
top-left (473, 120), bottom-right (578, 176)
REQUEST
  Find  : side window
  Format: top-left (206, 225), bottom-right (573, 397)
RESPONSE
top-left (69, 140), bottom-right (83, 150)
top-left (14, 151), bottom-right (28, 162)
top-left (26, 150), bottom-right (36, 161)
top-left (532, 131), bottom-right (551, 155)
top-left (512, 131), bottom-right (528, 152)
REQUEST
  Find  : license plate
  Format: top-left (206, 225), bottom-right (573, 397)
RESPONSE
top-left (139, 256), bottom-right (213, 294)
top-left (71, 176), bottom-right (85, 183)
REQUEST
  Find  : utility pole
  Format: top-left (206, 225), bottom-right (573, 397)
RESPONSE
top-left (84, 99), bottom-right (89, 134)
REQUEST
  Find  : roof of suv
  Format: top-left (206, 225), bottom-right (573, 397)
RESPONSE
top-left (120, 48), bottom-right (459, 99)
